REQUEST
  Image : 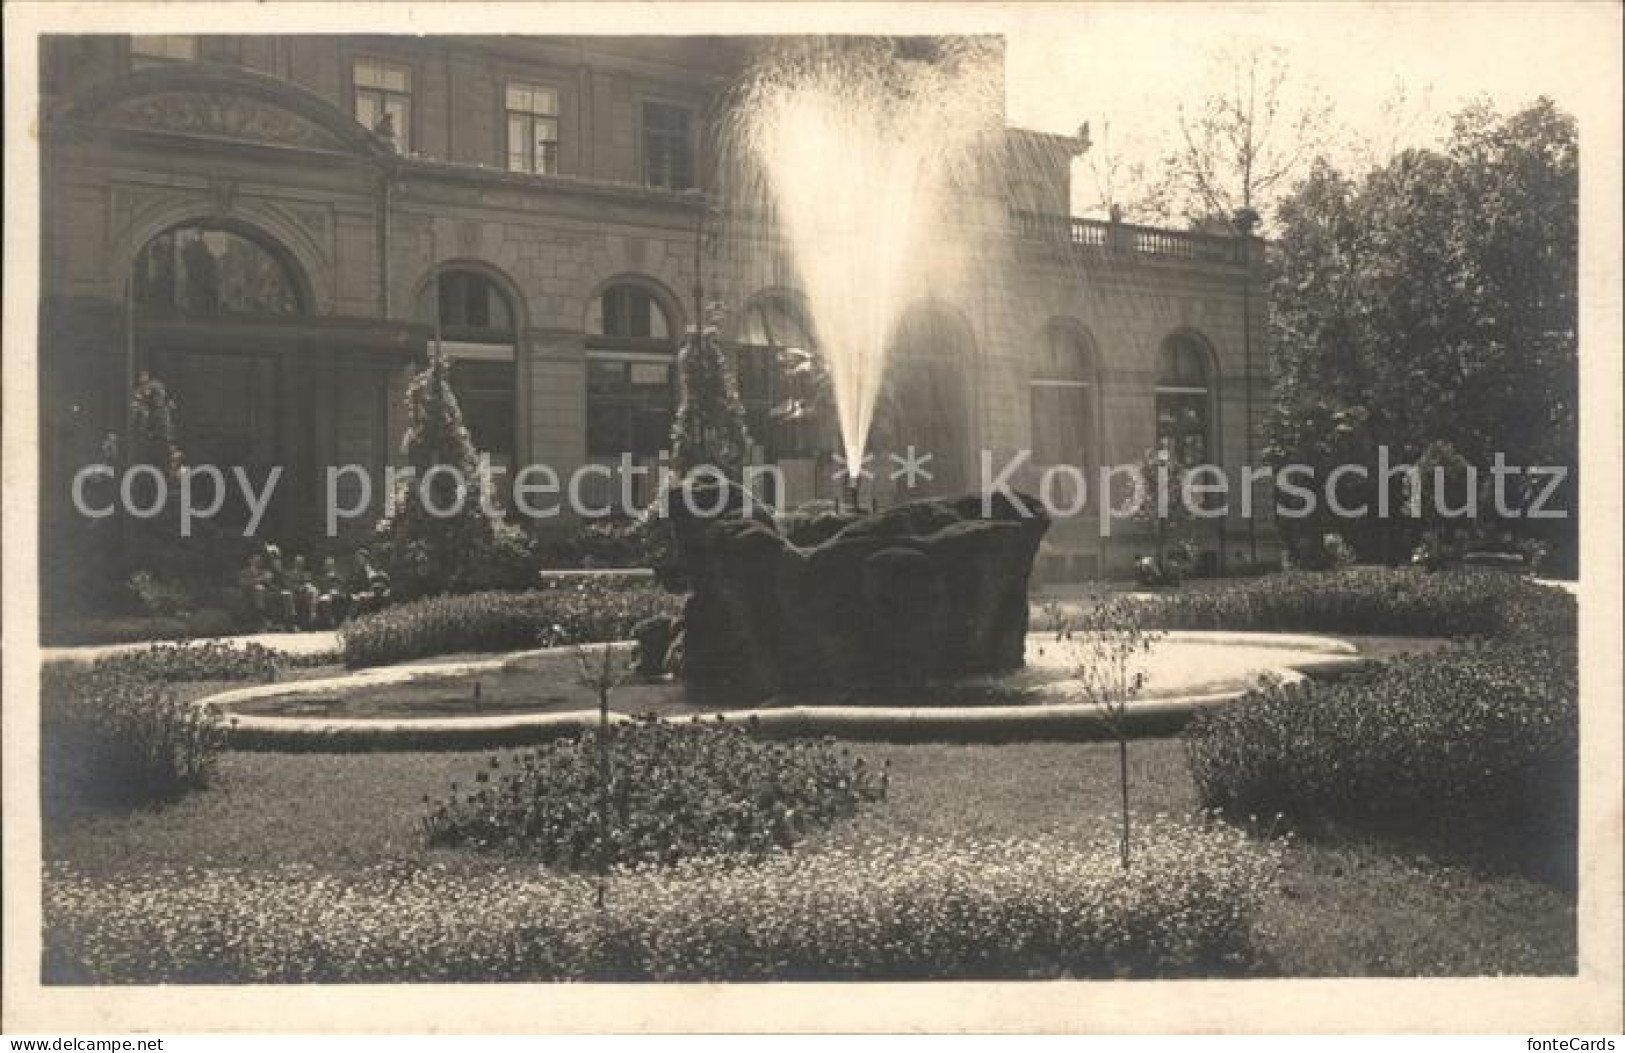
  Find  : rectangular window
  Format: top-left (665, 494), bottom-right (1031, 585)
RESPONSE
top-left (587, 356), bottom-right (674, 457)
top-left (130, 35), bottom-right (197, 67)
top-left (506, 83), bottom-right (560, 175)
top-left (642, 102), bottom-right (694, 191)
top-left (450, 360), bottom-right (517, 469)
top-left (354, 58), bottom-right (412, 153)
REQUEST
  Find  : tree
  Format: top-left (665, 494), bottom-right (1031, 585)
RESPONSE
top-left (1266, 99), bottom-right (1578, 570)
top-left (376, 347), bottom-right (498, 597)
top-left (1076, 119), bottom-right (1156, 222)
top-left (1152, 43), bottom-right (1333, 232)
top-left (1039, 596), bottom-right (1163, 868)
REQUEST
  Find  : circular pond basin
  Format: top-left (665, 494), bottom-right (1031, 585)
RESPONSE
top-left (201, 632), bottom-right (1364, 751)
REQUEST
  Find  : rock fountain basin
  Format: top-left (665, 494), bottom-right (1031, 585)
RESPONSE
top-left (200, 631), bottom-right (1364, 751)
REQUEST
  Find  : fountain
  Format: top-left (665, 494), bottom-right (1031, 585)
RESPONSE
top-left (649, 39), bottom-right (1051, 701)
top-left (727, 38), bottom-right (1005, 475)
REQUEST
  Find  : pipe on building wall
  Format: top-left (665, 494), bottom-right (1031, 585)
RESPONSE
top-left (377, 169), bottom-right (393, 319)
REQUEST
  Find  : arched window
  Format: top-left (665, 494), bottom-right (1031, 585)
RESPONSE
top-left (585, 280), bottom-right (678, 459)
top-left (731, 294), bottom-right (827, 461)
top-left (1155, 333), bottom-right (1214, 466)
top-left (420, 269), bottom-right (519, 470)
top-left (587, 283), bottom-right (671, 345)
top-left (1030, 322), bottom-right (1097, 467)
top-left (132, 225), bottom-right (302, 316)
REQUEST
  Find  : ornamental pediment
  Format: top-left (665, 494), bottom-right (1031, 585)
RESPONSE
top-left (97, 90), bottom-right (352, 153)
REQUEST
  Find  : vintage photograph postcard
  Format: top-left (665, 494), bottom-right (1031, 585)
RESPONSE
top-left (4, 0), bottom-right (1621, 1036)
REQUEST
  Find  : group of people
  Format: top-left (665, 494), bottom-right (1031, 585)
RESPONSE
top-left (237, 545), bottom-right (392, 631)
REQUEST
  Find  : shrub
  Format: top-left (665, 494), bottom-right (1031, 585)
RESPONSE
top-left (422, 718), bottom-right (887, 868)
top-left (1125, 567), bottom-right (1574, 639)
top-left (44, 818), bottom-right (1282, 982)
top-left (340, 579), bottom-right (682, 667)
top-left (1184, 639), bottom-right (1577, 874)
top-left (41, 664), bottom-right (224, 806)
top-left (60, 640), bottom-right (285, 684)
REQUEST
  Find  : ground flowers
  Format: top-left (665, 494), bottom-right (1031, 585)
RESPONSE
top-left (45, 818), bottom-right (1282, 982)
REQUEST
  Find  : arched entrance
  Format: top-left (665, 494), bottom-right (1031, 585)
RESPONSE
top-left (131, 222), bottom-right (311, 533)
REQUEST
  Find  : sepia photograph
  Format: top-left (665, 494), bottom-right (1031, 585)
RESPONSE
top-left (3, 0), bottom-right (1620, 1037)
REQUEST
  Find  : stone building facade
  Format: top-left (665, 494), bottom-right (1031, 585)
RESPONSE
top-left (39, 34), bottom-right (1277, 578)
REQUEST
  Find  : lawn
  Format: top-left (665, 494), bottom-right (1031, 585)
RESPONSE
top-left (44, 737), bottom-right (1575, 977)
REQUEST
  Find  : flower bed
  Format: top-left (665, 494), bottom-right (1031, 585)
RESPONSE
top-left (422, 719), bottom-right (887, 866)
top-left (44, 818), bottom-right (1281, 983)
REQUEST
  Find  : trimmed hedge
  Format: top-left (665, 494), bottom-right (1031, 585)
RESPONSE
top-left (340, 579), bottom-right (682, 668)
top-left (1184, 639), bottom-right (1577, 873)
top-left (45, 819), bottom-right (1282, 982)
top-left (1123, 568), bottom-right (1574, 639)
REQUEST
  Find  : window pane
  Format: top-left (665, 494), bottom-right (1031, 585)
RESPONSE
top-left (507, 83), bottom-right (558, 116)
top-left (507, 114), bottom-right (529, 171)
top-left (630, 362), bottom-right (669, 387)
top-left (385, 97), bottom-right (410, 151)
top-left (428, 272), bottom-right (513, 338)
top-left (643, 103), bottom-right (693, 190)
top-left (355, 92), bottom-right (379, 130)
top-left (587, 405), bottom-right (626, 455)
top-left (647, 295), bottom-right (669, 339)
top-left (451, 361), bottom-right (516, 463)
top-left (134, 226), bottom-right (300, 315)
top-left (588, 360), bottom-right (625, 393)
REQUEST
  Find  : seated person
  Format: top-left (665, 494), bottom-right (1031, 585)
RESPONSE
top-left (283, 554), bottom-right (318, 629)
top-left (347, 548), bottom-right (392, 615)
top-left (262, 545), bottom-right (298, 628)
top-left (313, 556), bottom-right (350, 628)
top-left (237, 553), bottom-right (274, 626)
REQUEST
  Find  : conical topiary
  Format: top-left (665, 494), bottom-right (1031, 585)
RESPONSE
top-left (377, 347), bottom-right (497, 597)
top-left (670, 315), bottom-right (753, 481)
